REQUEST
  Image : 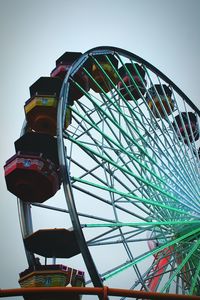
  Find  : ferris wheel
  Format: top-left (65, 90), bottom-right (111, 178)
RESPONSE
top-left (4, 46), bottom-right (200, 297)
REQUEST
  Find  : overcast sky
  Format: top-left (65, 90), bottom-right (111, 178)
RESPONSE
top-left (0, 0), bottom-right (200, 295)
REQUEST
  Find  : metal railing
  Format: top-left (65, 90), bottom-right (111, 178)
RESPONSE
top-left (0, 287), bottom-right (200, 299)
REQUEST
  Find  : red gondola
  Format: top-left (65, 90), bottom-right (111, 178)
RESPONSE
top-left (4, 133), bottom-right (61, 202)
top-left (4, 153), bottom-right (60, 203)
top-left (172, 112), bottom-right (199, 143)
top-left (51, 52), bottom-right (82, 80)
top-left (117, 63), bottom-right (146, 100)
top-left (51, 52), bottom-right (90, 104)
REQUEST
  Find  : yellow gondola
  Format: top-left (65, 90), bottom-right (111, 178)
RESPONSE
top-left (146, 84), bottom-right (174, 118)
top-left (89, 54), bottom-right (118, 93)
top-left (19, 264), bottom-right (85, 300)
top-left (25, 77), bottom-right (71, 135)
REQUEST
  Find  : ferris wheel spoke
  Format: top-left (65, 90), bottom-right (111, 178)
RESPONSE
top-left (86, 226), bottom-right (120, 245)
top-left (98, 259), bottom-right (146, 286)
top-left (87, 236), bottom-right (173, 246)
top-left (84, 220), bottom-right (200, 229)
top-left (31, 202), bottom-right (116, 223)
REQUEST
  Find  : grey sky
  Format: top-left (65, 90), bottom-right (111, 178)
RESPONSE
top-left (0, 0), bottom-right (200, 295)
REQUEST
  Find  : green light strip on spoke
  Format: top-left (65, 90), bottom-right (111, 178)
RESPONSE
top-left (71, 176), bottom-right (190, 215)
top-left (102, 226), bottom-right (200, 281)
top-left (84, 220), bottom-right (200, 228)
top-left (161, 238), bottom-right (200, 292)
